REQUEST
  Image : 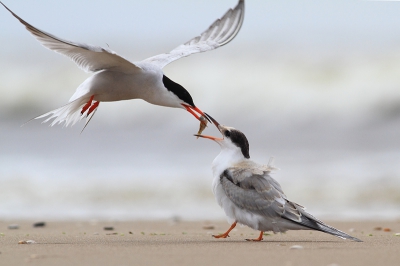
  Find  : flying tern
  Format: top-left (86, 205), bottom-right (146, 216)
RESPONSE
top-left (1, 1), bottom-right (245, 131)
top-left (196, 114), bottom-right (362, 242)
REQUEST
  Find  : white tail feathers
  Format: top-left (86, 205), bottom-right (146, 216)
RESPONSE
top-left (267, 157), bottom-right (280, 172)
top-left (34, 96), bottom-right (97, 127)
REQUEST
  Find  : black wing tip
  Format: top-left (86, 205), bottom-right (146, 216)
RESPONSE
top-left (333, 230), bottom-right (362, 242)
top-left (1, 1), bottom-right (14, 15)
top-left (350, 236), bottom-right (363, 242)
top-left (281, 215), bottom-right (362, 242)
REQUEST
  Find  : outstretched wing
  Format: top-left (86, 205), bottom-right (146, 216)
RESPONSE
top-left (143, 0), bottom-right (245, 69)
top-left (1, 2), bottom-right (140, 73)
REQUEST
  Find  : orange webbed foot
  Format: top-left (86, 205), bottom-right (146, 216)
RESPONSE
top-left (212, 221), bottom-right (237, 240)
top-left (212, 233), bottom-right (230, 239)
top-left (245, 231), bottom-right (264, 242)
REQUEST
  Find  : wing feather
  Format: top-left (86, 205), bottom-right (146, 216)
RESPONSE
top-left (143, 0), bottom-right (245, 68)
top-left (221, 167), bottom-right (362, 241)
top-left (1, 2), bottom-right (140, 73)
top-left (220, 169), bottom-right (287, 218)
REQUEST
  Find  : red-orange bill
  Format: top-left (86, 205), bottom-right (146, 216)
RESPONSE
top-left (194, 134), bottom-right (223, 141)
top-left (182, 104), bottom-right (211, 124)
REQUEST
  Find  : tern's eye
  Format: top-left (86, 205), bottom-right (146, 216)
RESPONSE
top-left (224, 130), bottom-right (231, 137)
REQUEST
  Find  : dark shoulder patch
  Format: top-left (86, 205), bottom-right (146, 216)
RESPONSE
top-left (220, 169), bottom-right (243, 188)
top-left (230, 130), bottom-right (250, 159)
top-left (221, 169), bottom-right (233, 183)
top-left (162, 75), bottom-right (195, 106)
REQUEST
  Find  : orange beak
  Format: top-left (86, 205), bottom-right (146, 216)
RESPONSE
top-left (182, 104), bottom-right (210, 125)
top-left (194, 134), bottom-right (223, 141)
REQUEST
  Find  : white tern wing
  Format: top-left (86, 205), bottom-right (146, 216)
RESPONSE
top-left (143, 0), bottom-right (245, 69)
top-left (1, 2), bottom-right (140, 73)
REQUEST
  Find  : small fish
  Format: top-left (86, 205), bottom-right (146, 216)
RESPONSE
top-left (197, 116), bottom-right (208, 137)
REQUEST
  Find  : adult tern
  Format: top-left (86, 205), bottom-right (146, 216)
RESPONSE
top-left (1, 1), bottom-right (245, 130)
top-left (195, 114), bottom-right (362, 242)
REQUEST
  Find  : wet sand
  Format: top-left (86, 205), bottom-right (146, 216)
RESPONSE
top-left (0, 220), bottom-right (399, 266)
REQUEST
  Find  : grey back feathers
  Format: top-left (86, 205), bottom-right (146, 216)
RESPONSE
top-left (220, 169), bottom-right (286, 218)
top-left (220, 167), bottom-right (362, 242)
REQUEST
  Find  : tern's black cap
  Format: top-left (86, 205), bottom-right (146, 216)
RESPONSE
top-left (225, 128), bottom-right (250, 159)
top-left (163, 75), bottom-right (195, 106)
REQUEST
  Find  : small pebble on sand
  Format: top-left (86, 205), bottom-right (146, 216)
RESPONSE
top-left (33, 222), bottom-right (45, 228)
top-left (203, 226), bottom-right (215, 230)
top-left (290, 245), bottom-right (303, 250)
top-left (8, 224), bottom-right (19, 230)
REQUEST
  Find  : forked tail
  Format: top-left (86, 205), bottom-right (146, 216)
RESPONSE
top-left (30, 95), bottom-right (99, 129)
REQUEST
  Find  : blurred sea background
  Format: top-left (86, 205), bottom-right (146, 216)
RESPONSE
top-left (1, 0), bottom-right (400, 222)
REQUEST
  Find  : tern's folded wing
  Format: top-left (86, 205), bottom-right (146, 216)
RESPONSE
top-left (1, 2), bottom-right (140, 73)
top-left (143, 0), bottom-right (245, 69)
top-left (220, 169), bottom-right (290, 219)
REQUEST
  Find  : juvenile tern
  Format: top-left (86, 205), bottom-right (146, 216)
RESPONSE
top-left (196, 114), bottom-right (362, 242)
top-left (1, 1), bottom-right (245, 130)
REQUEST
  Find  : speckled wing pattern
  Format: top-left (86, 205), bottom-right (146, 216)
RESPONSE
top-left (143, 0), bottom-right (245, 69)
top-left (1, 2), bottom-right (140, 74)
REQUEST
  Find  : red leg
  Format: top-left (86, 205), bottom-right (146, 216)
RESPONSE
top-left (245, 231), bottom-right (264, 242)
top-left (213, 221), bottom-right (237, 239)
top-left (81, 95), bottom-right (94, 114)
top-left (87, 101), bottom-right (100, 116)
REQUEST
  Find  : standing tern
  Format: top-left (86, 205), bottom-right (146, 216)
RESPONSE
top-left (195, 114), bottom-right (362, 242)
top-left (1, 1), bottom-right (245, 131)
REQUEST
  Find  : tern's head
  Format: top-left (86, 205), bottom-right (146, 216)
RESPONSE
top-left (162, 75), bottom-right (209, 123)
top-left (195, 113), bottom-right (250, 159)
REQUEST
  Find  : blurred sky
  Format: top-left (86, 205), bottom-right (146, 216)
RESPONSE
top-left (1, 0), bottom-right (400, 220)
top-left (1, 0), bottom-right (400, 119)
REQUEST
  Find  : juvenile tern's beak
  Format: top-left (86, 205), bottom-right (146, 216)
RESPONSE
top-left (194, 134), bottom-right (223, 141)
top-left (195, 113), bottom-right (224, 141)
top-left (204, 113), bottom-right (220, 128)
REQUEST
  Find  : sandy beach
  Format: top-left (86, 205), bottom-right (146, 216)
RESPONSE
top-left (0, 220), bottom-right (399, 266)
